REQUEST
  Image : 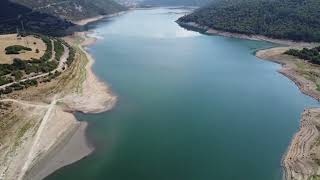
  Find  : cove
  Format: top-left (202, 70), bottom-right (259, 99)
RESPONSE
top-left (46, 8), bottom-right (319, 180)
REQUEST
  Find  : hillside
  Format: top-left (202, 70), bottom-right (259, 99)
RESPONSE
top-left (11, 0), bottom-right (127, 21)
top-left (0, 0), bottom-right (127, 36)
top-left (0, 0), bottom-right (74, 36)
top-left (141, 0), bottom-right (213, 6)
top-left (116, 0), bottom-right (143, 7)
top-left (177, 0), bottom-right (320, 42)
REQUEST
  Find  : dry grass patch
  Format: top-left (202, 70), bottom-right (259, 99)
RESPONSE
top-left (0, 34), bottom-right (46, 64)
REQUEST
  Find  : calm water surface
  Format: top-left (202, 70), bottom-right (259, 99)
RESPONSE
top-left (46, 8), bottom-right (318, 180)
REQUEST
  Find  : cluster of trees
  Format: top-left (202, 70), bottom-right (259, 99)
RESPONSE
top-left (0, 34), bottom-right (76, 95)
top-left (39, 36), bottom-right (53, 61)
top-left (285, 46), bottom-right (320, 64)
top-left (65, 44), bottom-right (75, 66)
top-left (5, 45), bottom-right (32, 54)
top-left (178, 0), bottom-right (320, 42)
top-left (41, 70), bottom-right (62, 83)
top-left (54, 39), bottom-right (64, 61)
top-left (0, 79), bottom-right (38, 95)
top-left (0, 35), bottom-right (58, 83)
top-left (0, 58), bottom-right (59, 78)
top-left (11, 70), bottom-right (23, 80)
top-left (0, 76), bottom-right (13, 86)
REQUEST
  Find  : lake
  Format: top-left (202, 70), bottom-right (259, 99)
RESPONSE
top-left (46, 8), bottom-right (318, 180)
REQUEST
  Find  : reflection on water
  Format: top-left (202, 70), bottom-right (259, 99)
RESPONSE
top-left (46, 8), bottom-right (318, 180)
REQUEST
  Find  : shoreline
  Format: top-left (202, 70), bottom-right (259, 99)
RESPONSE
top-left (178, 21), bottom-right (320, 179)
top-left (73, 11), bottom-right (127, 26)
top-left (256, 47), bottom-right (320, 180)
top-left (46, 18), bottom-right (320, 180)
top-left (177, 21), bottom-right (317, 47)
top-left (7, 13), bottom-right (319, 180)
top-left (34, 36), bottom-right (115, 179)
top-left (22, 20), bottom-right (118, 179)
top-left (256, 47), bottom-right (320, 101)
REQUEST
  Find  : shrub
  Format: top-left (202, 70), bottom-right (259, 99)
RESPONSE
top-left (5, 45), bottom-right (32, 54)
top-left (285, 46), bottom-right (320, 65)
top-left (54, 39), bottom-right (64, 61)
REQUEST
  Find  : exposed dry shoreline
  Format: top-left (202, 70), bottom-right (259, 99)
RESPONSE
top-left (73, 11), bottom-right (127, 26)
top-left (256, 48), bottom-right (320, 180)
top-left (178, 20), bottom-right (320, 179)
top-left (177, 21), bottom-right (316, 46)
top-left (0, 16), bottom-right (118, 179)
top-left (24, 31), bottom-right (117, 179)
top-left (2, 15), bottom-right (318, 180)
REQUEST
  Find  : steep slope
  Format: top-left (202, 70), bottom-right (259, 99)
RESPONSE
top-left (141, 0), bottom-right (213, 6)
top-left (177, 0), bottom-right (320, 42)
top-left (11, 0), bottom-right (127, 21)
top-left (0, 0), bottom-right (127, 36)
top-left (116, 0), bottom-right (142, 7)
top-left (0, 0), bottom-right (74, 36)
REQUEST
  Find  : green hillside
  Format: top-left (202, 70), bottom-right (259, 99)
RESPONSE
top-left (0, 0), bottom-right (74, 36)
top-left (11, 0), bottom-right (127, 21)
top-left (178, 0), bottom-right (320, 42)
top-left (0, 0), bottom-right (127, 36)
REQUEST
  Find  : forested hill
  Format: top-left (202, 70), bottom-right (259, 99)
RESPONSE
top-left (177, 0), bottom-right (320, 42)
top-left (11, 0), bottom-right (127, 21)
top-left (0, 0), bottom-right (127, 36)
top-left (141, 0), bottom-right (213, 6)
top-left (0, 0), bottom-right (74, 36)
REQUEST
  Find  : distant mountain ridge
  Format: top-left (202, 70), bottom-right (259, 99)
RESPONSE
top-left (141, 0), bottom-right (213, 6)
top-left (10, 0), bottom-right (127, 21)
top-left (0, 0), bottom-right (74, 36)
top-left (178, 0), bottom-right (320, 42)
top-left (0, 0), bottom-right (126, 36)
top-left (116, 0), bottom-right (143, 7)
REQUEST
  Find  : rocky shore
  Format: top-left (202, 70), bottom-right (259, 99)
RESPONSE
top-left (178, 20), bottom-right (320, 179)
top-left (24, 32), bottom-right (117, 179)
top-left (257, 47), bottom-right (320, 180)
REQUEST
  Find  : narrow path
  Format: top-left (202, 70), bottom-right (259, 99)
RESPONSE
top-left (17, 96), bottom-right (57, 180)
top-left (0, 99), bottom-right (48, 108)
top-left (33, 1), bottom-right (71, 11)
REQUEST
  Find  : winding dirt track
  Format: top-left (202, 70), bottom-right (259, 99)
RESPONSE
top-left (0, 44), bottom-right (69, 90)
top-left (0, 99), bottom-right (49, 108)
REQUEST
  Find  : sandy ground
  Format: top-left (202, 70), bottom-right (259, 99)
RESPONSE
top-left (23, 108), bottom-right (92, 180)
top-left (62, 44), bottom-right (117, 113)
top-left (73, 12), bottom-right (126, 26)
top-left (0, 34), bottom-right (46, 64)
top-left (282, 108), bottom-right (320, 180)
top-left (73, 16), bottom-right (105, 26)
top-left (18, 32), bottom-right (117, 179)
top-left (0, 103), bottom-right (47, 180)
top-left (0, 29), bottom-right (117, 179)
top-left (256, 46), bottom-right (320, 180)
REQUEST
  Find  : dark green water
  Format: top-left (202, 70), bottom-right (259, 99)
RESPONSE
top-left (46, 8), bottom-right (318, 180)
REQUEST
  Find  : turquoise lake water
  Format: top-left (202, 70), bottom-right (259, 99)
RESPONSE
top-left (46, 8), bottom-right (319, 180)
